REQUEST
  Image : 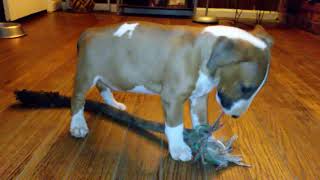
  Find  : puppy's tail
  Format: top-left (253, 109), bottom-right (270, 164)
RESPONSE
top-left (14, 89), bottom-right (170, 134)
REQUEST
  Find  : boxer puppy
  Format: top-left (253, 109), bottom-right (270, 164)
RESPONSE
top-left (70, 22), bottom-right (273, 161)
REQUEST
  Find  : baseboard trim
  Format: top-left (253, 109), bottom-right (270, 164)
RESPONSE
top-left (62, 2), bottom-right (280, 23)
top-left (195, 8), bottom-right (279, 22)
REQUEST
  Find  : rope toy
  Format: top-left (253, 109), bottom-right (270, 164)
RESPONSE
top-left (14, 89), bottom-right (250, 170)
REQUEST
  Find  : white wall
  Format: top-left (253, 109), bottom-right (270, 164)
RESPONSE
top-left (3, 0), bottom-right (47, 21)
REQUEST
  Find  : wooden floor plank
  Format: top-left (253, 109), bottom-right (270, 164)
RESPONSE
top-left (63, 93), bottom-right (134, 179)
top-left (0, 71), bottom-right (73, 178)
top-left (251, 76), bottom-right (320, 178)
top-left (230, 111), bottom-right (295, 179)
top-left (63, 116), bottom-right (128, 179)
top-left (112, 94), bottom-right (166, 180)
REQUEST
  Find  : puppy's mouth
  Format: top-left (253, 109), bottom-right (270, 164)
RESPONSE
top-left (231, 115), bottom-right (240, 119)
top-left (222, 107), bottom-right (244, 118)
top-left (219, 106), bottom-right (241, 118)
top-left (222, 110), bottom-right (241, 118)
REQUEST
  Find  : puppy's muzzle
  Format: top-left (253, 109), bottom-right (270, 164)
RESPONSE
top-left (216, 91), bottom-right (249, 118)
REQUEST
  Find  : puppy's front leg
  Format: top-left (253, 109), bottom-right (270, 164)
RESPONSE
top-left (189, 95), bottom-right (208, 128)
top-left (162, 98), bottom-right (192, 161)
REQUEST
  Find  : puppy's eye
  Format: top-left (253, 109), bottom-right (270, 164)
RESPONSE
top-left (240, 85), bottom-right (254, 94)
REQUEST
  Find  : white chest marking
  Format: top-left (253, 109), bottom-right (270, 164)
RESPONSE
top-left (113, 23), bottom-right (139, 39)
top-left (128, 85), bottom-right (156, 94)
top-left (190, 71), bottom-right (218, 127)
top-left (202, 25), bottom-right (267, 49)
top-left (190, 98), bottom-right (200, 127)
top-left (190, 71), bottom-right (218, 99)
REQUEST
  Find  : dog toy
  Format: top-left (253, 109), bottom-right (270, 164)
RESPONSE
top-left (14, 89), bottom-right (249, 170)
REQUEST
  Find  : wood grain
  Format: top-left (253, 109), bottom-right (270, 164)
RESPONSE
top-left (0, 12), bottom-right (319, 179)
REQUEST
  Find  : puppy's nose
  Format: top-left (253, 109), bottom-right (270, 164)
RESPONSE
top-left (232, 115), bottom-right (239, 119)
top-left (218, 91), bottom-right (233, 110)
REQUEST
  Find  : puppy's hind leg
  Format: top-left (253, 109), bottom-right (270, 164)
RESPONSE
top-left (96, 80), bottom-right (126, 111)
top-left (70, 74), bottom-right (93, 138)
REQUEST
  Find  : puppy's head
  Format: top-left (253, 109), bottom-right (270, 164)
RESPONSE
top-left (206, 25), bottom-right (273, 118)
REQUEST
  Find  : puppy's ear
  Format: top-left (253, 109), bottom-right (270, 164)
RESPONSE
top-left (207, 36), bottom-right (237, 73)
top-left (251, 25), bottom-right (273, 48)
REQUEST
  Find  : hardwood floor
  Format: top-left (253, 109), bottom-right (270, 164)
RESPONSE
top-left (0, 12), bottom-right (319, 179)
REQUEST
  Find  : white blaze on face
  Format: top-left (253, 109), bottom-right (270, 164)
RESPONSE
top-left (113, 23), bottom-right (139, 39)
top-left (202, 25), bottom-right (267, 49)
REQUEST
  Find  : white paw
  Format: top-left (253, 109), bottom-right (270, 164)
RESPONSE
top-left (70, 110), bottom-right (89, 138)
top-left (113, 102), bottom-right (127, 111)
top-left (169, 142), bottom-right (193, 161)
top-left (165, 123), bottom-right (193, 161)
top-left (100, 89), bottom-right (127, 111)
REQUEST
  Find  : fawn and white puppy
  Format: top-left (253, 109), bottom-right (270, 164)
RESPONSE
top-left (70, 22), bottom-right (273, 161)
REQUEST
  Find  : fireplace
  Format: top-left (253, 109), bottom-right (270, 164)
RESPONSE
top-left (118, 0), bottom-right (194, 17)
top-left (0, 1), bottom-right (5, 21)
